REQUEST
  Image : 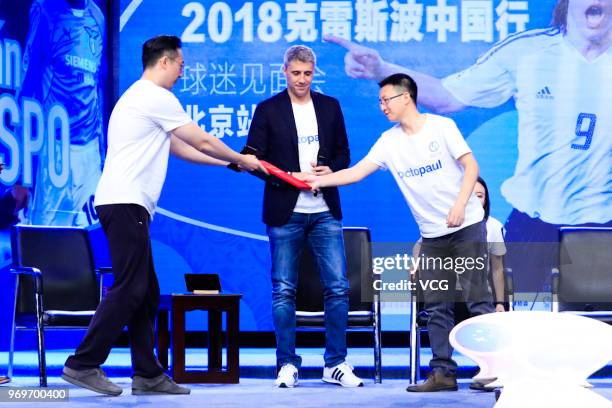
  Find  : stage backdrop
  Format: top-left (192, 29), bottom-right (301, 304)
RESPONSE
top-left (116, 0), bottom-right (585, 331)
top-left (0, 0), bottom-right (112, 349)
top-left (2, 1), bottom-right (609, 341)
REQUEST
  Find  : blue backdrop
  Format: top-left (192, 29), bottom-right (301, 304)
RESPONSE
top-left (2, 0), bottom-right (608, 344)
top-left (117, 0), bottom-right (551, 330)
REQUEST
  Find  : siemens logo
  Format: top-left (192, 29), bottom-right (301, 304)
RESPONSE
top-left (298, 135), bottom-right (319, 144)
top-left (65, 55), bottom-right (98, 73)
top-left (397, 159), bottom-right (442, 179)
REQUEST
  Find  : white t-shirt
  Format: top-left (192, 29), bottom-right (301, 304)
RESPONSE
top-left (366, 114), bottom-right (484, 238)
top-left (442, 28), bottom-right (611, 224)
top-left (486, 216), bottom-right (506, 257)
top-left (291, 101), bottom-right (329, 213)
top-left (94, 79), bottom-right (192, 217)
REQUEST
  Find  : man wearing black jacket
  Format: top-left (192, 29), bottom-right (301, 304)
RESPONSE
top-left (247, 45), bottom-right (362, 388)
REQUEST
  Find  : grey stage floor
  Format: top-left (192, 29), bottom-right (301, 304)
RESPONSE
top-left (2, 377), bottom-right (612, 408)
top-left (2, 348), bottom-right (612, 407)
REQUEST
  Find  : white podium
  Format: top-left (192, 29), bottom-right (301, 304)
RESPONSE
top-left (449, 311), bottom-right (612, 408)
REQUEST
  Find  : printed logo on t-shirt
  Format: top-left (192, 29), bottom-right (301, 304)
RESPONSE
top-left (429, 141), bottom-right (440, 152)
top-left (397, 159), bottom-right (442, 179)
top-left (298, 135), bottom-right (319, 144)
top-left (536, 86), bottom-right (554, 100)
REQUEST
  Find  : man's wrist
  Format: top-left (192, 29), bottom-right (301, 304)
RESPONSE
top-left (234, 153), bottom-right (245, 166)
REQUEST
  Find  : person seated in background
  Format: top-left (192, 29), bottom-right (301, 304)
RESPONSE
top-left (469, 176), bottom-right (508, 392)
top-left (473, 177), bottom-right (507, 313)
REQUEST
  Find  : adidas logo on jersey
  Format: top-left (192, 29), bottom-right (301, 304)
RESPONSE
top-left (536, 86), bottom-right (554, 100)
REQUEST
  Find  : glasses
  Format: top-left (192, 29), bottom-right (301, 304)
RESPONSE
top-left (378, 92), bottom-right (406, 106)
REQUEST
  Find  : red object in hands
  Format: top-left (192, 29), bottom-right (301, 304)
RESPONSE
top-left (260, 160), bottom-right (312, 190)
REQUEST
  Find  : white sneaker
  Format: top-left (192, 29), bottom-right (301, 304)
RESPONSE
top-left (322, 362), bottom-right (364, 387)
top-left (274, 364), bottom-right (298, 388)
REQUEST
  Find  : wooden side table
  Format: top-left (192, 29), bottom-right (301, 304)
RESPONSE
top-left (156, 293), bottom-right (241, 383)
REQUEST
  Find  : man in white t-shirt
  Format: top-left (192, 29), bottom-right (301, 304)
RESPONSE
top-left (246, 45), bottom-right (362, 388)
top-left (62, 35), bottom-right (263, 397)
top-left (308, 73), bottom-right (494, 392)
top-left (326, 0), bottom-right (612, 292)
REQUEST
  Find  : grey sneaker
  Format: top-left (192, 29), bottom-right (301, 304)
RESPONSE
top-left (62, 366), bottom-right (122, 396)
top-left (132, 374), bottom-right (190, 395)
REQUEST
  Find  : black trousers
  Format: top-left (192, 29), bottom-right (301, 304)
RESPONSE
top-left (65, 204), bottom-right (163, 378)
top-left (418, 221), bottom-right (494, 375)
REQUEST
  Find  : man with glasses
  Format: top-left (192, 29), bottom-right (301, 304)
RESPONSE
top-left (307, 73), bottom-right (494, 392)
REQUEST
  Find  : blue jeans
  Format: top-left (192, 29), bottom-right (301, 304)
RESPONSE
top-left (267, 211), bottom-right (349, 369)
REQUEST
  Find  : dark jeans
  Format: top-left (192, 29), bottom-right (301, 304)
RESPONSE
top-left (504, 209), bottom-right (612, 292)
top-left (65, 204), bottom-right (163, 378)
top-left (267, 211), bottom-right (349, 369)
top-left (419, 221), bottom-right (494, 376)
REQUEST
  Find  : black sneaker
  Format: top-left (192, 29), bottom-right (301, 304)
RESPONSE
top-left (132, 374), bottom-right (190, 395)
top-left (62, 366), bottom-right (122, 396)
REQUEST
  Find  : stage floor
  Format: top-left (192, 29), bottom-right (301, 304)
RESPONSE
top-left (2, 377), bottom-right (612, 408)
top-left (2, 348), bottom-right (612, 407)
top-left (2, 347), bottom-right (485, 379)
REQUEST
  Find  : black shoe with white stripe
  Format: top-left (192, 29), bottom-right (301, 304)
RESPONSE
top-left (322, 362), bottom-right (363, 387)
